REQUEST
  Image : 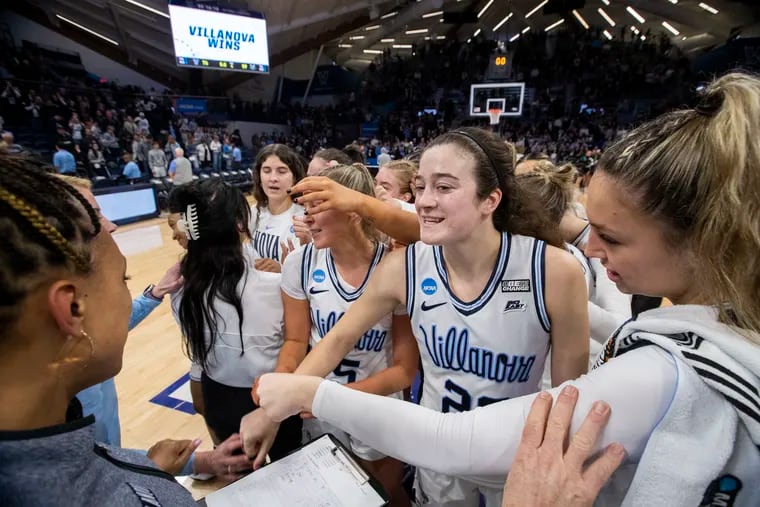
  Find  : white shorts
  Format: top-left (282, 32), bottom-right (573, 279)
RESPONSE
top-left (302, 418), bottom-right (386, 462)
top-left (414, 467), bottom-right (503, 507)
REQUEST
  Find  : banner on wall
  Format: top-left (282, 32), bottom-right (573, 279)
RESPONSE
top-left (176, 97), bottom-right (207, 114)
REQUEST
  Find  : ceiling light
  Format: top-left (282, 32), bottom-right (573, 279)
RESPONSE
top-left (422, 10), bottom-right (443, 19)
top-left (630, 26), bottom-right (640, 35)
top-left (626, 6), bottom-right (646, 24)
top-left (380, 38), bottom-right (395, 43)
top-left (641, 35), bottom-right (646, 41)
top-left (406, 28), bottom-right (429, 35)
top-left (124, 0), bottom-right (169, 18)
top-left (509, 34), bottom-right (520, 42)
top-left (338, 44), bottom-right (352, 48)
top-left (662, 21), bottom-right (680, 35)
top-left (473, 28), bottom-right (482, 37)
top-left (349, 35), bottom-right (365, 40)
top-left (601, 0), bottom-right (609, 5)
top-left (572, 10), bottom-right (589, 30)
top-left (467, 38), bottom-right (472, 43)
top-left (393, 44), bottom-right (413, 49)
top-left (436, 35), bottom-right (446, 40)
top-left (525, 1), bottom-right (548, 19)
top-left (698, 2), bottom-right (718, 14)
top-left (668, 0), bottom-right (678, 4)
top-left (55, 14), bottom-right (119, 45)
top-left (545, 19), bottom-right (564, 32)
top-left (381, 11), bottom-right (398, 19)
top-left (363, 49), bottom-right (383, 54)
top-left (522, 26), bottom-right (531, 34)
top-left (365, 25), bottom-right (381, 31)
top-left (603, 30), bottom-right (613, 40)
top-left (682, 36), bottom-right (688, 40)
top-left (478, 0), bottom-right (494, 18)
top-left (493, 12), bottom-right (513, 31)
top-left (598, 8), bottom-right (615, 27)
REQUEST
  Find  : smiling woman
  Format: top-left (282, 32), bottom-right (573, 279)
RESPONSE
top-left (244, 127), bottom-right (591, 507)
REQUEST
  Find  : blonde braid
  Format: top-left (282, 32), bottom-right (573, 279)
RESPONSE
top-left (0, 187), bottom-right (90, 272)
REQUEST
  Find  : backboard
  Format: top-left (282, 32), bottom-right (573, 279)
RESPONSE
top-left (469, 82), bottom-right (525, 117)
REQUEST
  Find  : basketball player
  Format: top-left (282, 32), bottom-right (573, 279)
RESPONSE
top-left (248, 128), bottom-right (590, 507)
top-left (374, 160), bottom-right (418, 213)
top-left (250, 144), bottom-right (308, 268)
top-left (256, 73), bottom-right (760, 506)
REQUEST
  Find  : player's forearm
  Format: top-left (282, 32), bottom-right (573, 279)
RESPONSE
top-left (294, 333), bottom-right (356, 378)
top-left (346, 365), bottom-right (416, 397)
top-left (274, 339), bottom-right (308, 373)
top-left (359, 195), bottom-right (420, 244)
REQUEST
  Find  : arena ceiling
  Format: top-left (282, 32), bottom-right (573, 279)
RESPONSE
top-left (9, 0), bottom-right (760, 90)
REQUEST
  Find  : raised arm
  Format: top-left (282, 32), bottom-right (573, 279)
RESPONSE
top-left (289, 176), bottom-right (420, 245)
top-left (346, 313), bottom-right (419, 396)
top-left (257, 346), bottom-right (676, 490)
top-left (294, 248), bottom-right (408, 377)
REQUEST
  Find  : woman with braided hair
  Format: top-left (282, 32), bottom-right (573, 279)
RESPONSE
top-left (0, 154), bottom-right (197, 506)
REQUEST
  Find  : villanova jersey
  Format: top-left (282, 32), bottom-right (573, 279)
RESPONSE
top-left (296, 243), bottom-right (396, 386)
top-left (250, 203), bottom-right (303, 262)
top-left (405, 232), bottom-right (551, 413)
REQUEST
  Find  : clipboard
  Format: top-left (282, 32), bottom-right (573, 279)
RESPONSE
top-left (199, 433), bottom-right (389, 506)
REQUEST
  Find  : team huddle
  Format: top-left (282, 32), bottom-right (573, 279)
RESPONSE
top-left (1, 73), bottom-right (759, 507)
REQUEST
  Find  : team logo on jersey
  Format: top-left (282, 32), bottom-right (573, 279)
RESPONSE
top-left (421, 278), bottom-right (438, 295)
top-left (700, 474), bottom-right (742, 507)
top-left (502, 279), bottom-right (531, 292)
top-left (503, 300), bottom-right (527, 313)
top-left (421, 301), bottom-right (446, 311)
top-left (290, 225), bottom-right (295, 233)
top-left (313, 269), bottom-right (326, 283)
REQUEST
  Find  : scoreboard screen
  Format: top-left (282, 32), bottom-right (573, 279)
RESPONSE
top-left (168, 0), bottom-right (270, 74)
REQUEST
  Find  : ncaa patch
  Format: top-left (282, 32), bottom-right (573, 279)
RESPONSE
top-left (421, 278), bottom-right (438, 295)
top-left (503, 300), bottom-right (527, 313)
top-left (312, 269), bottom-right (326, 283)
top-left (700, 475), bottom-right (742, 507)
top-left (502, 279), bottom-right (531, 292)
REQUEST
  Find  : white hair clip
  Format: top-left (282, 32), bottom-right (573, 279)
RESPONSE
top-left (178, 203), bottom-right (200, 241)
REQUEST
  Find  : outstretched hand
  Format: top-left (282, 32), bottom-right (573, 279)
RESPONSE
top-left (502, 386), bottom-right (625, 507)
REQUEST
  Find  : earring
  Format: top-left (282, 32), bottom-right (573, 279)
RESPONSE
top-left (80, 330), bottom-right (95, 368)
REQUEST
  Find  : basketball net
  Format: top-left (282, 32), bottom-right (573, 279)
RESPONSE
top-left (488, 108), bottom-right (502, 127)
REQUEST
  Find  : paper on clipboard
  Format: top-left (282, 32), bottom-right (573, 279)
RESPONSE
top-left (203, 434), bottom-right (387, 507)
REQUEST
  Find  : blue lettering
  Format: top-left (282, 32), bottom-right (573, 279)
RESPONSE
top-left (189, 26), bottom-right (198, 36)
top-left (207, 38), bottom-right (220, 48)
top-left (419, 324), bottom-right (536, 383)
top-left (233, 41), bottom-right (240, 51)
top-left (312, 308), bottom-right (387, 351)
top-left (253, 231), bottom-right (280, 261)
top-left (224, 40), bottom-right (235, 50)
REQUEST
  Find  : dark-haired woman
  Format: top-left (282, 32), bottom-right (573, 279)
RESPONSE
top-left (0, 155), bottom-right (197, 506)
top-left (169, 178), bottom-right (300, 459)
top-left (247, 128), bottom-right (590, 506)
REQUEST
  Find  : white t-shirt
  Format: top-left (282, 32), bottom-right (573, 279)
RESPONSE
top-left (171, 246), bottom-right (283, 387)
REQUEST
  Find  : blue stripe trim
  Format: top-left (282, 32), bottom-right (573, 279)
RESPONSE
top-left (432, 233), bottom-right (511, 316)
top-left (532, 241), bottom-right (551, 333)
top-left (149, 373), bottom-right (196, 415)
top-left (405, 243), bottom-right (417, 318)
top-left (327, 243), bottom-right (385, 302)
top-left (300, 244), bottom-right (314, 294)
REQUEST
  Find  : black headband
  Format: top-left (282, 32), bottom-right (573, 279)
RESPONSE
top-left (451, 130), bottom-right (504, 187)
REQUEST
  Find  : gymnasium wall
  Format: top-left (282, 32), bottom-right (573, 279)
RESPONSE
top-left (1, 9), bottom-right (166, 91)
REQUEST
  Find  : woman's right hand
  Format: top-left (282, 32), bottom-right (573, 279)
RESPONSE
top-left (193, 434), bottom-right (252, 481)
top-left (239, 409), bottom-right (281, 470)
top-left (289, 177), bottom-right (368, 216)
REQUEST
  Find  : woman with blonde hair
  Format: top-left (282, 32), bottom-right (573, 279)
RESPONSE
top-left (256, 73), bottom-right (760, 506)
top-left (517, 162), bottom-right (631, 344)
top-left (374, 160), bottom-right (418, 212)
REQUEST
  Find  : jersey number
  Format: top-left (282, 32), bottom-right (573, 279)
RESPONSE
top-left (441, 379), bottom-right (510, 413)
top-left (333, 359), bottom-right (361, 384)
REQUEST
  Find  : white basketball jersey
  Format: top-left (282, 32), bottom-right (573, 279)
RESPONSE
top-left (250, 202), bottom-right (303, 262)
top-left (405, 233), bottom-right (551, 413)
top-left (299, 243), bottom-right (395, 385)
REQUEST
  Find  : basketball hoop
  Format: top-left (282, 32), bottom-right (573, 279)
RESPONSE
top-left (488, 108), bottom-right (502, 126)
